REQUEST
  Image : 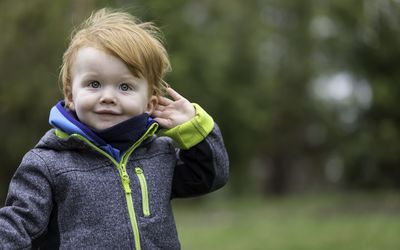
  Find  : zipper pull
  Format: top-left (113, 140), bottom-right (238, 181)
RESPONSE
top-left (121, 164), bottom-right (131, 194)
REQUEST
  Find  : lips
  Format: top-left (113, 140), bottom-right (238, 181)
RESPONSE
top-left (94, 110), bottom-right (120, 115)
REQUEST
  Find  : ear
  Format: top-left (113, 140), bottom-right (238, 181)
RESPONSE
top-left (145, 95), bottom-right (158, 115)
top-left (65, 94), bottom-right (75, 111)
top-left (68, 102), bottom-right (75, 111)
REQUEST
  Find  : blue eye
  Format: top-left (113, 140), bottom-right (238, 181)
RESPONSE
top-left (120, 83), bottom-right (131, 91)
top-left (89, 81), bottom-right (101, 88)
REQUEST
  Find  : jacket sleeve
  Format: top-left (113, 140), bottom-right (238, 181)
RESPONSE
top-left (0, 151), bottom-right (53, 249)
top-left (161, 104), bottom-right (229, 198)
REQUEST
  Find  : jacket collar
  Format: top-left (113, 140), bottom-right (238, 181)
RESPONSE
top-left (49, 101), bottom-right (158, 161)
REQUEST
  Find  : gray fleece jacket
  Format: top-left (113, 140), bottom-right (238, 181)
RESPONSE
top-left (0, 108), bottom-right (229, 249)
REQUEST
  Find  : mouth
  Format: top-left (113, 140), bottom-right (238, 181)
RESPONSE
top-left (94, 110), bottom-right (120, 116)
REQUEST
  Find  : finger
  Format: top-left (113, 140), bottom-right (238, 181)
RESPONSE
top-left (158, 95), bottom-right (173, 106)
top-left (152, 109), bottom-right (172, 118)
top-left (153, 117), bottom-right (173, 128)
top-left (154, 104), bottom-right (166, 112)
top-left (152, 110), bottom-right (169, 119)
top-left (166, 88), bottom-right (183, 101)
top-left (152, 110), bottom-right (162, 118)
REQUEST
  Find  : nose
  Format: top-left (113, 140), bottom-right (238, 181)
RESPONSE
top-left (99, 86), bottom-right (116, 104)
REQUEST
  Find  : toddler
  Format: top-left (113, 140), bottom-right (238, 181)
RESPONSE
top-left (0, 8), bottom-right (228, 249)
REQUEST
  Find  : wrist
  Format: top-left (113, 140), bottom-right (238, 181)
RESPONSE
top-left (160, 103), bottom-right (214, 149)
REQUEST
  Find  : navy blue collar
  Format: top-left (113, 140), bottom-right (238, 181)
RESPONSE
top-left (92, 112), bottom-right (155, 153)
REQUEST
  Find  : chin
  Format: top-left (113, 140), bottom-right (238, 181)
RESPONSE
top-left (97, 124), bottom-right (115, 130)
top-left (90, 122), bottom-right (115, 130)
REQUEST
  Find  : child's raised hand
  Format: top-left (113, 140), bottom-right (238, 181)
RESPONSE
top-left (152, 88), bottom-right (195, 129)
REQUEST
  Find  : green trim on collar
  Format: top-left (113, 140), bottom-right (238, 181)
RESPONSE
top-left (54, 129), bottom-right (68, 139)
top-left (160, 103), bottom-right (214, 149)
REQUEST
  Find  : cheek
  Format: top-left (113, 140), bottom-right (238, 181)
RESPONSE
top-left (71, 93), bottom-right (92, 112)
top-left (122, 97), bottom-right (148, 113)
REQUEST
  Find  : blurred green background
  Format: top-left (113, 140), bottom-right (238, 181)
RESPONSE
top-left (1, 0), bottom-right (400, 249)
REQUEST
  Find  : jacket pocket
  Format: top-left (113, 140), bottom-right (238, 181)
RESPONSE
top-left (135, 167), bottom-right (150, 217)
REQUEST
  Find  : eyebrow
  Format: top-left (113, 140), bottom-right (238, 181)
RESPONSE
top-left (79, 73), bottom-right (142, 84)
top-left (79, 72), bottom-right (99, 78)
top-left (120, 74), bottom-right (142, 80)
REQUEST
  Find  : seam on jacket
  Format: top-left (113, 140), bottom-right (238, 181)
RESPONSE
top-left (205, 131), bottom-right (218, 190)
top-left (25, 151), bottom-right (55, 246)
top-left (52, 162), bottom-right (113, 177)
top-left (129, 151), bottom-right (174, 161)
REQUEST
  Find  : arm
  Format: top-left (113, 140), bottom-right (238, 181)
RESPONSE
top-left (0, 151), bottom-right (53, 249)
top-left (170, 122), bottom-right (229, 198)
top-left (153, 88), bottom-right (229, 198)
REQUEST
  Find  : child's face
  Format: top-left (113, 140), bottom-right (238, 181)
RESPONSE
top-left (68, 47), bottom-right (157, 130)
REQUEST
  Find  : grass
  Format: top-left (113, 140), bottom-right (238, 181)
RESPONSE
top-left (172, 191), bottom-right (400, 250)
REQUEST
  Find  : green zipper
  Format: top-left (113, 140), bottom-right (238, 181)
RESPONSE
top-left (135, 167), bottom-right (150, 217)
top-left (55, 123), bottom-right (158, 250)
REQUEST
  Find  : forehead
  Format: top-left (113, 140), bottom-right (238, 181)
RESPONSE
top-left (72, 47), bottom-right (132, 76)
